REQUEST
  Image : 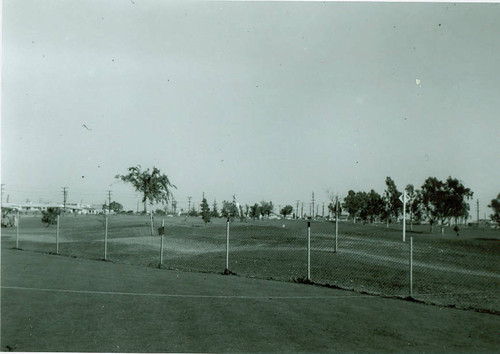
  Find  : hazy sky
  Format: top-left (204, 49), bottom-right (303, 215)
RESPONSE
top-left (2, 1), bottom-right (499, 215)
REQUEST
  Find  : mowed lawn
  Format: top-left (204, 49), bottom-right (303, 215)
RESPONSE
top-left (1, 248), bottom-right (499, 353)
top-left (2, 214), bottom-right (499, 312)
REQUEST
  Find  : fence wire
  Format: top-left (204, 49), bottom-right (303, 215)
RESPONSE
top-left (1, 214), bottom-right (498, 313)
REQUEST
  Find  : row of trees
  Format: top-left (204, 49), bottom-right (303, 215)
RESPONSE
top-left (342, 176), bottom-right (474, 234)
top-left (112, 166), bottom-right (498, 232)
top-left (205, 197), bottom-right (276, 224)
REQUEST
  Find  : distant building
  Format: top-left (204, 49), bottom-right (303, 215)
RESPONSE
top-left (1, 201), bottom-right (97, 215)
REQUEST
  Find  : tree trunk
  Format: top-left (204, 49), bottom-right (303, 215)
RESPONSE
top-left (410, 211), bottom-right (413, 231)
top-left (150, 204), bottom-right (154, 236)
top-left (440, 218), bottom-right (445, 235)
top-left (143, 195), bottom-right (147, 214)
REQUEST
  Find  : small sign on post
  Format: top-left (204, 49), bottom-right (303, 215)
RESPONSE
top-left (399, 191), bottom-right (413, 242)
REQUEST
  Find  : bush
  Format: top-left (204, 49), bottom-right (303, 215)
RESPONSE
top-left (155, 209), bottom-right (166, 215)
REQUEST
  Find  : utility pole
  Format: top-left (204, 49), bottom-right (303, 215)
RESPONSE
top-left (301, 202), bottom-right (304, 218)
top-left (107, 190), bottom-right (112, 213)
top-left (322, 202), bottom-right (325, 218)
top-left (477, 199), bottom-right (480, 227)
top-left (296, 200), bottom-right (300, 219)
top-left (188, 196), bottom-right (192, 214)
top-left (311, 192), bottom-right (315, 220)
top-left (62, 187), bottom-right (68, 211)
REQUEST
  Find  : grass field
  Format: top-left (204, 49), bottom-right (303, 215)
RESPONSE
top-left (2, 248), bottom-right (499, 352)
top-left (1, 214), bottom-right (499, 313)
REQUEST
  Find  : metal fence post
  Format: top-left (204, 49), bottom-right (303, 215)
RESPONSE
top-left (104, 216), bottom-right (108, 260)
top-left (150, 210), bottom-right (154, 236)
top-left (56, 215), bottom-right (60, 254)
top-left (409, 236), bottom-right (413, 297)
top-left (160, 219), bottom-right (164, 265)
top-left (16, 211), bottom-right (20, 248)
top-left (335, 212), bottom-right (338, 253)
top-left (307, 221), bottom-right (311, 281)
top-left (225, 217), bottom-right (230, 271)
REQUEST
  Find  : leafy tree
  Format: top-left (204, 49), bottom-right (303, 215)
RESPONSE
top-left (342, 189), bottom-right (385, 224)
top-left (445, 177), bottom-right (473, 225)
top-left (280, 205), bottom-right (294, 218)
top-left (343, 190), bottom-right (361, 223)
top-left (115, 165), bottom-right (176, 213)
top-left (109, 201), bottom-right (123, 213)
top-left (366, 189), bottom-right (385, 223)
top-left (489, 193), bottom-right (500, 226)
top-left (421, 176), bottom-right (473, 234)
top-left (42, 207), bottom-right (61, 227)
top-left (200, 197), bottom-right (211, 225)
top-left (221, 197), bottom-right (238, 220)
top-left (260, 201), bottom-right (274, 219)
top-left (356, 191), bottom-right (370, 223)
top-left (421, 177), bottom-right (447, 233)
top-left (250, 203), bottom-right (261, 220)
top-left (408, 189), bottom-right (424, 228)
top-left (211, 199), bottom-right (220, 218)
top-left (384, 177), bottom-right (402, 227)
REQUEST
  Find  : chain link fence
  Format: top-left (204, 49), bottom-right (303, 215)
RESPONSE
top-left (2, 213), bottom-right (498, 313)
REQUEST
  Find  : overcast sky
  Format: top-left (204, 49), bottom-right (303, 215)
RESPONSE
top-left (2, 1), bottom-right (499, 215)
